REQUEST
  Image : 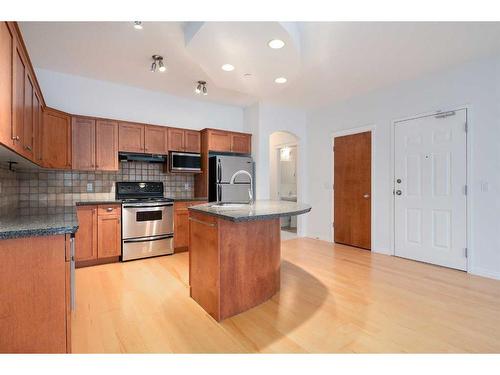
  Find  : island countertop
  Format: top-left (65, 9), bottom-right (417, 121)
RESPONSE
top-left (188, 200), bottom-right (311, 222)
top-left (0, 209), bottom-right (79, 240)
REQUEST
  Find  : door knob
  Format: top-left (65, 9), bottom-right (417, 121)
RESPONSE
top-left (363, 193), bottom-right (370, 199)
top-left (395, 190), bottom-right (402, 196)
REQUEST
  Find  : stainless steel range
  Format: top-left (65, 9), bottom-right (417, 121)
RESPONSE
top-left (117, 181), bottom-right (174, 261)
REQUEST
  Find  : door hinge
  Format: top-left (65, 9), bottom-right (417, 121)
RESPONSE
top-left (332, 222), bottom-right (335, 228)
top-left (332, 146), bottom-right (335, 152)
top-left (465, 248), bottom-right (468, 258)
top-left (464, 122), bottom-right (468, 133)
top-left (464, 185), bottom-right (468, 195)
top-left (332, 184), bottom-right (334, 190)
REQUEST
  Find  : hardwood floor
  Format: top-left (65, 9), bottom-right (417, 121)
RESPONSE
top-left (71, 238), bottom-right (500, 353)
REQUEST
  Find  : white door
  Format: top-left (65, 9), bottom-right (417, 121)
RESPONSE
top-left (394, 109), bottom-right (467, 270)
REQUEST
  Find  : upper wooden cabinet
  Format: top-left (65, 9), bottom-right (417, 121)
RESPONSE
top-left (118, 122), bottom-right (144, 153)
top-left (204, 129), bottom-right (251, 154)
top-left (41, 107), bottom-right (72, 169)
top-left (96, 120), bottom-right (119, 171)
top-left (168, 127), bottom-right (201, 153)
top-left (145, 125), bottom-right (168, 154)
top-left (0, 22), bottom-right (12, 148)
top-left (72, 116), bottom-right (96, 171)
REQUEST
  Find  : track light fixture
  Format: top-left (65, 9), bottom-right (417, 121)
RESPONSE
top-left (195, 81), bottom-right (208, 96)
top-left (150, 55), bottom-right (166, 73)
top-left (133, 21), bottom-right (143, 30)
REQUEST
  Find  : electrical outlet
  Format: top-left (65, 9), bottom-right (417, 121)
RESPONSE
top-left (184, 183), bottom-right (190, 191)
top-left (87, 183), bottom-right (93, 192)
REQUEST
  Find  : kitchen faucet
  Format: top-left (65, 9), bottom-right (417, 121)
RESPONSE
top-left (229, 170), bottom-right (254, 204)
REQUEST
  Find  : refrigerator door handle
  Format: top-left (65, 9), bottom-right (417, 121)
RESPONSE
top-left (218, 185), bottom-right (222, 201)
top-left (217, 161), bottom-right (222, 183)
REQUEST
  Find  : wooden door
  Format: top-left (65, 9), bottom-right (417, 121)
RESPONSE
top-left (75, 206), bottom-right (98, 262)
top-left (184, 130), bottom-right (201, 152)
top-left (118, 122), bottom-right (144, 152)
top-left (41, 108), bottom-right (72, 169)
top-left (168, 128), bottom-right (185, 151)
top-left (22, 71), bottom-right (34, 159)
top-left (12, 37), bottom-right (25, 155)
top-left (32, 90), bottom-right (42, 163)
top-left (231, 133), bottom-right (251, 154)
top-left (72, 116), bottom-right (96, 171)
top-left (96, 120), bottom-right (118, 171)
top-left (208, 130), bottom-right (231, 152)
top-left (98, 215), bottom-right (121, 258)
top-left (334, 132), bottom-right (371, 249)
top-left (145, 125), bottom-right (168, 154)
top-left (0, 22), bottom-right (13, 148)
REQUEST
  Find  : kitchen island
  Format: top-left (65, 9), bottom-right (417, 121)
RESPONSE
top-left (188, 200), bottom-right (311, 321)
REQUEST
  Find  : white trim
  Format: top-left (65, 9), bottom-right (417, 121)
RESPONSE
top-left (390, 105), bottom-right (471, 272)
top-left (331, 124), bottom-right (376, 251)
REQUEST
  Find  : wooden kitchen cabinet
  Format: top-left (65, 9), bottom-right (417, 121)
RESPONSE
top-left (168, 127), bottom-right (201, 153)
top-left (0, 234), bottom-right (71, 353)
top-left (32, 90), bottom-right (42, 163)
top-left (98, 214), bottom-right (121, 258)
top-left (75, 206), bottom-right (98, 262)
top-left (206, 129), bottom-right (232, 152)
top-left (145, 125), bottom-right (168, 154)
top-left (230, 132), bottom-right (251, 154)
top-left (0, 22), bottom-right (13, 148)
top-left (174, 200), bottom-right (206, 251)
top-left (96, 119), bottom-right (118, 171)
top-left (41, 107), bottom-right (72, 169)
top-left (72, 116), bottom-right (96, 171)
top-left (12, 35), bottom-right (26, 156)
top-left (118, 122), bottom-right (145, 153)
top-left (185, 130), bottom-right (201, 152)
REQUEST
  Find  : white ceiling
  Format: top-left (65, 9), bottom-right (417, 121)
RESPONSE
top-left (19, 22), bottom-right (500, 109)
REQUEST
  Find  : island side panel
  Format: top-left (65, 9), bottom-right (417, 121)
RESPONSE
top-left (188, 211), bottom-right (220, 320)
top-left (218, 218), bottom-right (281, 321)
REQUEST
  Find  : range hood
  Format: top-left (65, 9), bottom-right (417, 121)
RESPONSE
top-left (119, 152), bottom-right (167, 163)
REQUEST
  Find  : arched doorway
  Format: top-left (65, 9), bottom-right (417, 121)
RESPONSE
top-left (269, 131), bottom-right (300, 239)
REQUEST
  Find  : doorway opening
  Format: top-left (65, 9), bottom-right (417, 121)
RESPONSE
top-left (270, 131), bottom-right (300, 240)
top-left (332, 128), bottom-right (373, 250)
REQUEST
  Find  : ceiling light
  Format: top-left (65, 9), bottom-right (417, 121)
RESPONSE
top-left (221, 64), bottom-right (235, 72)
top-left (274, 77), bottom-right (287, 84)
top-left (195, 81), bottom-right (207, 96)
top-left (268, 39), bottom-right (285, 49)
top-left (151, 55), bottom-right (166, 73)
top-left (133, 21), bottom-right (143, 30)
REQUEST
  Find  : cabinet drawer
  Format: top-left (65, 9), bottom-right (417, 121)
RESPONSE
top-left (97, 204), bottom-right (121, 216)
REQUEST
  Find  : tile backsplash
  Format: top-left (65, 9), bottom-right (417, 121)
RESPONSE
top-left (1, 161), bottom-right (194, 215)
top-left (0, 165), bottom-right (19, 215)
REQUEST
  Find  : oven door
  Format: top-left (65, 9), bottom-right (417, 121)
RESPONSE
top-left (170, 152), bottom-right (201, 172)
top-left (122, 203), bottom-right (174, 239)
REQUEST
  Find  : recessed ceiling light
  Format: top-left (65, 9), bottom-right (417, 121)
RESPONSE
top-left (268, 39), bottom-right (285, 49)
top-left (133, 21), bottom-right (143, 30)
top-left (274, 77), bottom-right (287, 84)
top-left (221, 64), bottom-right (235, 72)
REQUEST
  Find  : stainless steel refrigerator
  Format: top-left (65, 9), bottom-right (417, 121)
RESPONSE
top-left (208, 155), bottom-right (254, 203)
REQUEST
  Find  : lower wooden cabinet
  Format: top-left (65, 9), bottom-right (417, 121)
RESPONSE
top-left (0, 234), bottom-right (72, 353)
top-left (75, 204), bottom-right (121, 267)
top-left (174, 200), bottom-right (206, 252)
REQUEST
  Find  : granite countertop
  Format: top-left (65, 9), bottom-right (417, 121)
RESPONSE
top-left (188, 200), bottom-right (311, 222)
top-left (0, 209), bottom-right (79, 240)
top-left (76, 200), bottom-right (123, 206)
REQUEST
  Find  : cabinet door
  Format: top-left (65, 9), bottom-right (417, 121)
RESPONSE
top-left (12, 37), bottom-right (25, 155)
top-left (118, 122), bottom-right (144, 152)
top-left (97, 215), bottom-right (121, 258)
top-left (208, 130), bottom-right (231, 152)
top-left (184, 130), bottom-right (201, 152)
top-left (174, 210), bottom-right (189, 249)
top-left (33, 90), bottom-right (42, 163)
top-left (75, 206), bottom-right (98, 262)
top-left (145, 125), bottom-right (168, 154)
top-left (72, 116), bottom-right (96, 171)
top-left (230, 133), bottom-right (251, 154)
top-left (167, 128), bottom-right (185, 151)
top-left (41, 108), bottom-right (72, 169)
top-left (0, 22), bottom-right (13, 148)
top-left (96, 120), bottom-right (118, 171)
top-left (22, 72), bottom-right (34, 159)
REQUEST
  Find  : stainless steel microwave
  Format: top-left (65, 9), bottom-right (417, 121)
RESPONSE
top-left (169, 152), bottom-right (201, 173)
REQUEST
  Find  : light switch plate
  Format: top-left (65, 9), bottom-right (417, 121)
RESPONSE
top-left (87, 183), bottom-right (93, 192)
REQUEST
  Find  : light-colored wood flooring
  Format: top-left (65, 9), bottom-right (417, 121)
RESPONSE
top-left (72, 238), bottom-right (500, 353)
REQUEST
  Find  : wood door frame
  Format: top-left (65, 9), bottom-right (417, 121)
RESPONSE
top-left (331, 125), bottom-right (376, 249)
top-left (390, 106), bottom-right (471, 273)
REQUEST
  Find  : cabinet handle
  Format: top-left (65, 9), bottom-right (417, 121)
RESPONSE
top-left (106, 207), bottom-right (114, 212)
top-left (24, 145), bottom-right (32, 151)
top-left (12, 135), bottom-right (20, 141)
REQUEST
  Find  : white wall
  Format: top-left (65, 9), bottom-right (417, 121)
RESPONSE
top-left (243, 103), bottom-right (308, 236)
top-left (306, 54), bottom-right (500, 280)
top-left (35, 68), bottom-right (244, 131)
